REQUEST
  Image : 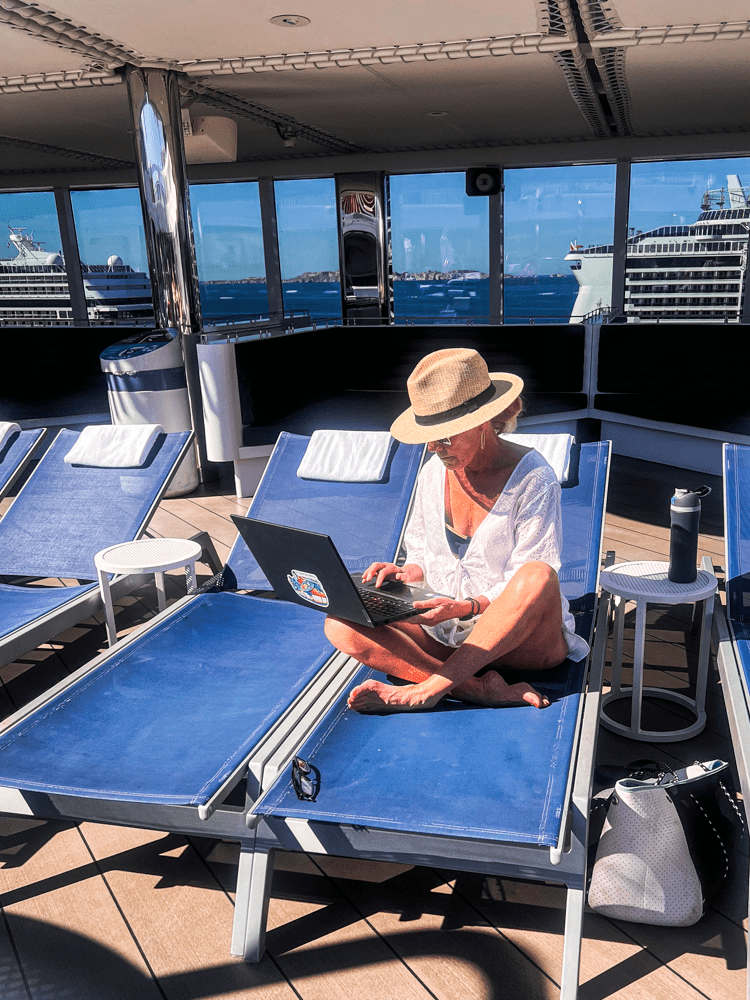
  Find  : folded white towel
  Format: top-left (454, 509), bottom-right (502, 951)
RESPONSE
top-left (502, 432), bottom-right (574, 482)
top-left (297, 430), bottom-right (394, 482)
top-left (64, 424), bottom-right (164, 468)
top-left (0, 422), bottom-right (20, 450)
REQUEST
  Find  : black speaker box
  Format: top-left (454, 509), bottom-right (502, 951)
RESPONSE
top-left (466, 167), bottom-right (502, 197)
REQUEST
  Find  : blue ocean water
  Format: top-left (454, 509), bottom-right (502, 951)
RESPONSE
top-left (199, 274), bottom-right (579, 325)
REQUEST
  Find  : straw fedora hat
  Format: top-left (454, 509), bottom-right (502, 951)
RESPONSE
top-left (390, 348), bottom-right (524, 445)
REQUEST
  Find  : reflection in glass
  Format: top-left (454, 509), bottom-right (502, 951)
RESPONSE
top-left (0, 191), bottom-right (73, 326)
top-left (622, 156), bottom-right (750, 323)
top-left (275, 178), bottom-right (340, 321)
top-left (70, 188), bottom-right (154, 325)
top-left (337, 173), bottom-right (388, 321)
top-left (189, 181), bottom-right (268, 324)
top-left (389, 172), bottom-right (488, 324)
top-left (506, 164), bottom-right (616, 324)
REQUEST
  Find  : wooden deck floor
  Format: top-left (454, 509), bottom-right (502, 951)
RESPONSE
top-left (0, 454), bottom-right (745, 1000)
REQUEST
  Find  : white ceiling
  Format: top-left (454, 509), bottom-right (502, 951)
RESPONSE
top-left (51, 0), bottom-right (549, 61)
top-left (0, 0), bottom-right (747, 178)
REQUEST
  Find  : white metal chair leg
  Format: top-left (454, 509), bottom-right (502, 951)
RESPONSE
top-left (231, 844), bottom-right (276, 962)
top-left (610, 595), bottom-right (625, 695)
top-left (97, 567), bottom-right (117, 647)
top-left (694, 592), bottom-right (715, 716)
top-left (631, 599), bottom-right (647, 734)
top-left (154, 570), bottom-right (167, 612)
top-left (559, 886), bottom-right (584, 1000)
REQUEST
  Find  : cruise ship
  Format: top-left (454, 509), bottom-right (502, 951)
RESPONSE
top-left (565, 176), bottom-right (750, 322)
top-left (0, 227), bottom-right (153, 325)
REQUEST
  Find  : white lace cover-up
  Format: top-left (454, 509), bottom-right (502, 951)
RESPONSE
top-left (402, 449), bottom-right (590, 661)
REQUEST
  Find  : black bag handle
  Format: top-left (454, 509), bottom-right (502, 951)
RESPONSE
top-left (625, 758), bottom-right (677, 780)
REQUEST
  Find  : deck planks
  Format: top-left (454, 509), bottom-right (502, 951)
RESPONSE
top-left (0, 454), bottom-right (745, 1000)
top-left (0, 819), bottom-right (163, 1000)
top-left (79, 822), bottom-right (294, 1000)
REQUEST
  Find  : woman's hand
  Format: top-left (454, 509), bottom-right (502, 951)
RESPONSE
top-left (409, 596), bottom-right (477, 625)
top-left (362, 561), bottom-right (423, 588)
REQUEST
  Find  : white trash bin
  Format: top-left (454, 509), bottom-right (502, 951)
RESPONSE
top-left (100, 330), bottom-right (198, 496)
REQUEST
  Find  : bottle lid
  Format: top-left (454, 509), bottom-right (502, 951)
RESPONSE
top-left (671, 489), bottom-right (699, 508)
top-left (671, 485), bottom-right (711, 507)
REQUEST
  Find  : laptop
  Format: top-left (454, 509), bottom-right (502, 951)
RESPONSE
top-left (230, 514), bottom-right (443, 627)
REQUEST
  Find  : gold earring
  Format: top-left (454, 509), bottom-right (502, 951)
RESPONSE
top-left (481, 428), bottom-right (486, 449)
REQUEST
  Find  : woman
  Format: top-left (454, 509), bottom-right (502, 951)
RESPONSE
top-left (324, 348), bottom-right (589, 713)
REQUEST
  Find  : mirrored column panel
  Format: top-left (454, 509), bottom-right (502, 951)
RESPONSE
top-left (336, 172), bottom-right (391, 323)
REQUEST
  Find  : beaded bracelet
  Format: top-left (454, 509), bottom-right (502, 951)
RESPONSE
top-left (458, 598), bottom-right (480, 621)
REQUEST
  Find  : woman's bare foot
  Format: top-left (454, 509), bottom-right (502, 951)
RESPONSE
top-left (347, 678), bottom-right (443, 713)
top-left (454, 669), bottom-right (550, 709)
top-left (347, 670), bottom-right (549, 714)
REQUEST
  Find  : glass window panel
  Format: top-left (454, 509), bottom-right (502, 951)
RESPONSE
top-left (275, 177), bottom-right (340, 321)
top-left (0, 190), bottom-right (69, 326)
top-left (389, 172), bottom-right (488, 324)
top-left (70, 188), bottom-right (153, 326)
top-left (189, 181), bottom-right (268, 324)
top-left (504, 163), bottom-right (616, 324)
top-left (627, 156), bottom-right (750, 323)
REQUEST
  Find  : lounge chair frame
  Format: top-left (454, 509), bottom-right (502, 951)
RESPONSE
top-left (0, 436), bottom-right (609, 1000)
top-left (0, 428), bottom-right (194, 668)
top-left (246, 593), bottom-right (610, 997)
top-left (0, 427), bottom-right (47, 502)
top-left (0, 583), bottom-right (608, 997)
top-left (713, 442), bottom-right (750, 1000)
top-left (244, 440), bottom-right (612, 999)
top-left (0, 431), bottom-right (426, 964)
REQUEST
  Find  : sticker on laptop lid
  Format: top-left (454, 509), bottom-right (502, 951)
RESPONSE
top-left (288, 569), bottom-right (329, 607)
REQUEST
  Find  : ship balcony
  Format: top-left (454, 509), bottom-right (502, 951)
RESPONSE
top-left (626, 283), bottom-right (740, 292)
top-left (626, 299), bottom-right (739, 308)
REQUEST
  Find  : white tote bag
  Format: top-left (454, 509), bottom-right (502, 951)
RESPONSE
top-left (588, 759), bottom-right (738, 926)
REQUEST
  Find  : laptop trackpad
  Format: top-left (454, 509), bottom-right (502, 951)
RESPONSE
top-left (352, 574), bottom-right (441, 602)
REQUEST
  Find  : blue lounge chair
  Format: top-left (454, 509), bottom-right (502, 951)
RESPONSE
top-left (0, 427), bottom-right (46, 503)
top-left (0, 430), bottom-right (425, 949)
top-left (221, 430), bottom-right (424, 591)
top-left (715, 442), bottom-right (750, 996)
top-left (0, 434), bottom-right (608, 999)
top-left (0, 426), bottom-right (193, 669)
top-left (249, 439), bottom-right (612, 999)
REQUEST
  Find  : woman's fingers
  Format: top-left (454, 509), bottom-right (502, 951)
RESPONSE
top-left (376, 566), bottom-right (396, 587)
top-left (410, 597), bottom-right (461, 624)
top-left (364, 562), bottom-right (423, 587)
top-left (412, 597), bottom-right (450, 610)
top-left (363, 562), bottom-right (394, 584)
top-left (361, 563), bottom-right (381, 582)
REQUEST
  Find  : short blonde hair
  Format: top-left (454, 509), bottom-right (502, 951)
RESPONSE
top-left (491, 395), bottom-right (524, 435)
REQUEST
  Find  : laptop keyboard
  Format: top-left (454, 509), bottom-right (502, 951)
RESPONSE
top-left (356, 586), bottom-right (415, 616)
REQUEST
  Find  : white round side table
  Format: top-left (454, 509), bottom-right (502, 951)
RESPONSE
top-left (95, 537), bottom-right (203, 647)
top-left (599, 560), bottom-right (717, 742)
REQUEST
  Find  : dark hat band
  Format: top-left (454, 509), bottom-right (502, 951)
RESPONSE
top-left (413, 382), bottom-right (496, 426)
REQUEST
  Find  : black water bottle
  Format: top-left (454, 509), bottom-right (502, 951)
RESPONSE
top-left (668, 486), bottom-right (711, 584)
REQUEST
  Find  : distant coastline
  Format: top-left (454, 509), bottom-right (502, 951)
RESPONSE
top-left (203, 270), bottom-right (570, 284)
top-left (205, 272), bottom-right (339, 285)
top-left (199, 273), bottom-right (577, 324)
top-left (205, 270), bottom-right (498, 284)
